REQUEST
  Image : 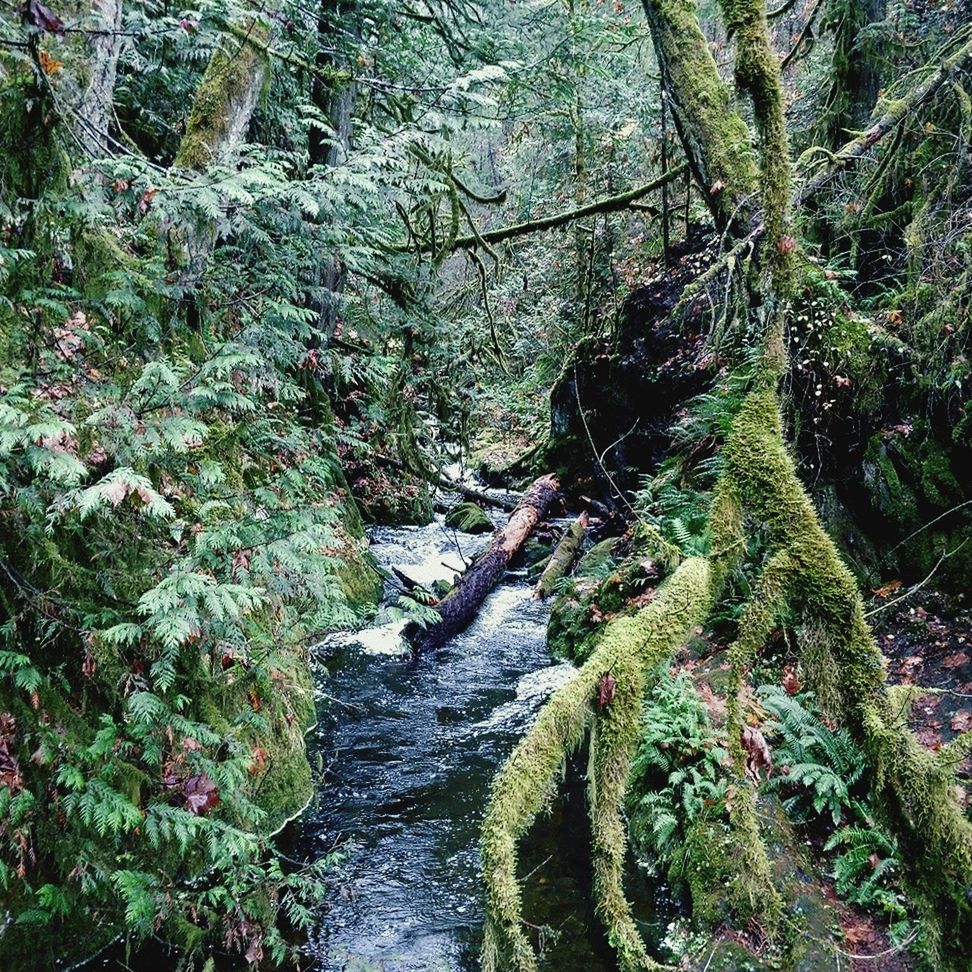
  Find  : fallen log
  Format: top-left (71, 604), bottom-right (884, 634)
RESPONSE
top-left (391, 566), bottom-right (423, 591)
top-left (534, 511), bottom-right (588, 599)
top-left (405, 474), bottom-right (560, 652)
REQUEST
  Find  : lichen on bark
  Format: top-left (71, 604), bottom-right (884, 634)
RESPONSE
top-left (173, 20), bottom-right (271, 171)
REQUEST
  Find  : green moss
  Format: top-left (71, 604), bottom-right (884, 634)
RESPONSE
top-left (547, 537), bottom-right (668, 665)
top-left (576, 538), bottom-right (619, 577)
top-left (444, 502), bottom-right (494, 534)
top-left (173, 24), bottom-right (269, 170)
top-left (863, 434), bottom-right (919, 526)
top-left (917, 441), bottom-right (960, 507)
top-left (723, 387), bottom-right (972, 970)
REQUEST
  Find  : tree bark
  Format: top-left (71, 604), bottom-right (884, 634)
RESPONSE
top-left (310, 0), bottom-right (356, 338)
top-left (77, 0), bottom-right (123, 156)
top-left (535, 511), bottom-right (588, 598)
top-left (405, 475), bottom-right (560, 652)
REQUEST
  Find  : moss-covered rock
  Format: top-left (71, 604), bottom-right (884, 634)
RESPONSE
top-left (444, 501), bottom-right (494, 534)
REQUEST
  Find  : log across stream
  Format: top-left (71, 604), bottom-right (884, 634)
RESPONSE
top-left (288, 510), bottom-right (674, 971)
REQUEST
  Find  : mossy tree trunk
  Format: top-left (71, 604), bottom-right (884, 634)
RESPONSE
top-left (535, 511), bottom-right (587, 599)
top-left (480, 0), bottom-right (972, 968)
top-left (639, 0), bottom-right (760, 231)
top-left (167, 19), bottom-right (270, 281)
top-left (173, 21), bottom-right (270, 171)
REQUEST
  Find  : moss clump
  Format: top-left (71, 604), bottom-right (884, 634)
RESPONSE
top-left (863, 434), bottom-right (919, 526)
top-left (444, 501), bottom-right (494, 534)
top-left (547, 538), bottom-right (665, 665)
top-left (723, 387), bottom-right (972, 970)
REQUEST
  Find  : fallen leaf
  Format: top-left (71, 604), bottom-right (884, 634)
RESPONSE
top-left (183, 774), bottom-right (219, 815)
top-left (873, 580), bottom-right (902, 598)
top-left (950, 710), bottom-right (972, 733)
top-left (596, 672), bottom-right (617, 709)
top-left (942, 652), bottom-right (970, 669)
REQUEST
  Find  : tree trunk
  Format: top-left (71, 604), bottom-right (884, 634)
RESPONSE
top-left (77, 0), bottom-right (123, 156)
top-left (167, 21), bottom-right (270, 281)
top-left (310, 0), bottom-right (356, 338)
top-left (535, 511), bottom-right (588, 598)
top-left (640, 0), bottom-right (760, 230)
top-left (821, 0), bottom-right (887, 149)
top-left (173, 21), bottom-right (270, 171)
top-left (405, 475), bottom-right (560, 651)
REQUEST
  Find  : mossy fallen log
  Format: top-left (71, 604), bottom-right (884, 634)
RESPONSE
top-left (405, 474), bottom-right (559, 652)
top-left (534, 511), bottom-right (588, 599)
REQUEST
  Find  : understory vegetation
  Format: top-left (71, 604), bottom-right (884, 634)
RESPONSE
top-left (1, 0), bottom-right (971, 969)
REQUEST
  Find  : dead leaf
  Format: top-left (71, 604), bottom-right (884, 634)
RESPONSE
top-left (596, 672), bottom-right (617, 710)
top-left (183, 774), bottom-right (219, 815)
top-left (950, 710), bottom-right (972, 733)
top-left (249, 746), bottom-right (269, 774)
top-left (781, 665), bottom-right (801, 696)
top-left (742, 725), bottom-right (772, 784)
top-left (942, 652), bottom-right (970, 669)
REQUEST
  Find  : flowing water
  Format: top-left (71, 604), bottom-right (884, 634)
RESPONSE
top-left (81, 510), bottom-right (670, 971)
top-left (290, 513), bottom-right (669, 972)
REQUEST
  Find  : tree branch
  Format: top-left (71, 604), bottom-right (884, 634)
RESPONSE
top-left (407, 164), bottom-right (688, 253)
top-left (796, 34), bottom-right (972, 205)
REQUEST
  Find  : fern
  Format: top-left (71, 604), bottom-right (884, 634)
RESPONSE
top-left (759, 685), bottom-right (867, 827)
top-left (825, 826), bottom-right (909, 924)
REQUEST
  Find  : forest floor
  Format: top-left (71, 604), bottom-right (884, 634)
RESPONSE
top-left (661, 585), bottom-right (972, 972)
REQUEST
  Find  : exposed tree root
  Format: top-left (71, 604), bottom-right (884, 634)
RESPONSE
top-left (481, 553), bottom-right (714, 972)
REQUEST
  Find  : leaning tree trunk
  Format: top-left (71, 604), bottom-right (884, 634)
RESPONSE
top-left (173, 21), bottom-right (269, 171)
top-left (166, 19), bottom-right (270, 281)
top-left (640, 0), bottom-right (760, 231)
top-left (406, 475), bottom-right (559, 652)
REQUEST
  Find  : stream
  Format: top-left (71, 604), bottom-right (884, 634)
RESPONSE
top-left (289, 511), bottom-right (669, 971)
top-left (81, 510), bottom-right (671, 971)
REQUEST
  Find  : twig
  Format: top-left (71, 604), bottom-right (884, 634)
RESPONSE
top-left (864, 538), bottom-right (970, 617)
top-left (885, 499), bottom-right (972, 557)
